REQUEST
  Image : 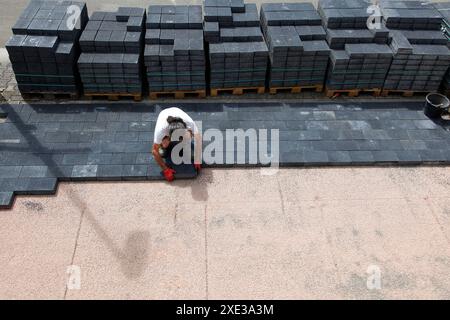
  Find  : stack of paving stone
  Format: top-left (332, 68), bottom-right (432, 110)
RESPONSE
top-left (204, 0), bottom-right (269, 91)
top-left (434, 2), bottom-right (450, 40)
top-left (260, 2), bottom-right (330, 90)
top-left (381, 0), bottom-right (443, 30)
top-left (318, 0), bottom-right (393, 92)
top-left (5, 0), bottom-right (88, 95)
top-left (380, 0), bottom-right (450, 93)
top-left (77, 7), bottom-right (145, 96)
top-left (433, 2), bottom-right (450, 94)
top-left (144, 5), bottom-right (206, 95)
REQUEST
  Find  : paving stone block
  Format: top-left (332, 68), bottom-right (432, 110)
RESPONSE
top-left (97, 165), bottom-right (124, 180)
top-left (72, 165), bottom-right (98, 180)
top-left (0, 192), bottom-right (14, 209)
top-left (327, 150), bottom-right (352, 164)
top-left (26, 178), bottom-right (57, 195)
top-left (371, 150), bottom-right (400, 163)
top-left (349, 150), bottom-right (375, 164)
top-left (122, 165), bottom-right (149, 180)
top-left (19, 165), bottom-right (48, 178)
top-left (0, 166), bottom-right (22, 178)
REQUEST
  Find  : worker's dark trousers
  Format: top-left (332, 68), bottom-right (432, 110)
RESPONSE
top-left (161, 141), bottom-right (195, 163)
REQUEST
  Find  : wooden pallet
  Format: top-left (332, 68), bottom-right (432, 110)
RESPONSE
top-left (380, 89), bottom-right (431, 97)
top-left (210, 86), bottom-right (265, 97)
top-left (84, 92), bottom-right (142, 101)
top-left (20, 91), bottom-right (79, 100)
top-left (149, 89), bottom-right (206, 99)
top-left (269, 84), bottom-right (323, 95)
top-left (325, 87), bottom-right (381, 98)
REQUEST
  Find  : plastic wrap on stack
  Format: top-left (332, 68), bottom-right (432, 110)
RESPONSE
top-left (6, 0), bottom-right (88, 94)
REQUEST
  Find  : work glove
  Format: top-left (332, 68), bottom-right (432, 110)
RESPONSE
top-left (194, 164), bottom-right (201, 172)
top-left (163, 168), bottom-right (176, 182)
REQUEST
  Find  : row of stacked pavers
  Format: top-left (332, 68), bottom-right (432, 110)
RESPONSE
top-left (77, 7), bottom-right (145, 95)
top-left (319, 0), bottom-right (393, 91)
top-left (204, 0), bottom-right (269, 89)
top-left (7, 0), bottom-right (450, 97)
top-left (5, 0), bottom-right (88, 95)
top-left (381, 0), bottom-right (450, 93)
top-left (260, 2), bottom-right (330, 89)
top-left (144, 5), bottom-right (206, 93)
top-left (433, 2), bottom-right (450, 95)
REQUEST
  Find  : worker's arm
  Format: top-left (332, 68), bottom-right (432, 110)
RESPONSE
top-left (193, 132), bottom-right (202, 165)
top-left (152, 143), bottom-right (169, 170)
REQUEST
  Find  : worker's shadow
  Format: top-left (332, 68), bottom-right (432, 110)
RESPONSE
top-left (120, 230), bottom-right (151, 279)
top-left (173, 169), bottom-right (213, 202)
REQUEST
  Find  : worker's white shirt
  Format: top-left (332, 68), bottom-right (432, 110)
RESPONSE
top-left (153, 107), bottom-right (199, 144)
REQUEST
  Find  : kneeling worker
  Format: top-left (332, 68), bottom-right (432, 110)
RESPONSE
top-left (152, 107), bottom-right (202, 182)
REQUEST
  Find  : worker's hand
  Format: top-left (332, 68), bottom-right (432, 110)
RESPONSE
top-left (163, 168), bottom-right (176, 182)
top-left (194, 164), bottom-right (201, 172)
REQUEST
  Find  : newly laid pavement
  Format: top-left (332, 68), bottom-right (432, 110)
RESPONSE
top-left (1, 101), bottom-right (450, 208)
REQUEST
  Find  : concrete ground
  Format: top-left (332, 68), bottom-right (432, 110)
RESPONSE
top-left (1, 167), bottom-right (450, 299)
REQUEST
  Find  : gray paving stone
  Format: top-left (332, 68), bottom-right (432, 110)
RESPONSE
top-left (395, 150), bottom-right (422, 164)
top-left (19, 165), bottom-right (48, 178)
top-left (349, 151), bottom-right (375, 164)
top-left (122, 165), bottom-right (148, 180)
top-left (371, 150), bottom-right (400, 163)
top-left (0, 192), bottom-right (14, 209)
top-left (97, 165), bottom-right (124, 180)
top-left (72, 165), bottom-right (98, 180)
top-left (62, 153), bottom-right (89, 165)
top-left (0, 166), bottom-right (22, 178)
top-left (327, 150), bottom-right (352, 164)
top-left (418, 149), bottom-right (447, 162)
top-left (26, 178), bottom-right (57, 195)
top-left (304, 150), bottom-right (329, 165)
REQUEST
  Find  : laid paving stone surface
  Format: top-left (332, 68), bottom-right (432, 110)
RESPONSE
top-left (1, 101), bottom-right (450, 208)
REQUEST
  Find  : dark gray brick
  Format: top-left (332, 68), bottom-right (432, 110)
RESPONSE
top-left (62, 154), bottom-right (89, 165)
top-left (0, 166), bottom-right (22, 178)
top-left (371, 151), bottom-right (400, 163)
top-left (26, 178), bottom-right (57, 195)
top-left (122, 165), bottom-right (148, 180)
top-left (19, 166), bottom-right (48, 178)
top-left (327, 151), bottom-right (352, 164)
top-left (97, 165), bottom-right (124, 180)
top-left (304, 150), bottom-right (329, 165)
top-left (349, 151), bottom-right (375, 164)
top-left (418, 150), bottom-right (447, 162)
top-left (0, 192), bottom-right (14, 209)
top-left (72, 165), bottom-right (98, 180)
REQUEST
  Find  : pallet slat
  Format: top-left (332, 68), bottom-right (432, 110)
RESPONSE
top-left (269, 85), bottom-right (323, 95)
top-left (149, 90), bottom-right (206, 99)
top-left (84, 92), bottom-right (142, 102)
top-left (325, 88), bottom-right (381, 98)
top-left (381, 89), bottom-right (432, 97)
top-left (210, 87), bottom-right (265, 97)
